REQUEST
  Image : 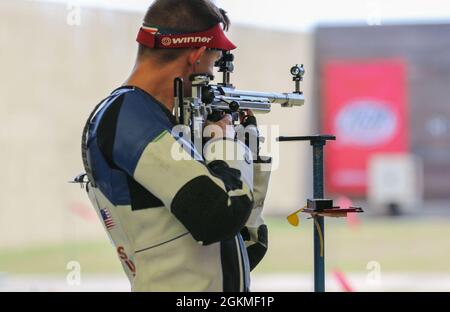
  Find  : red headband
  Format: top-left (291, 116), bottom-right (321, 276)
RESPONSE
top-left (136, 24), bottom-right (236, 51)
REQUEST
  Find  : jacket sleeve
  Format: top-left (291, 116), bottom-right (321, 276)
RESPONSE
top-left (235, 115), bottom-right (271, 271)
top-left (103, 92), bottom-right (255, 246)
top-left (240, 157), bottom-right (272, 271)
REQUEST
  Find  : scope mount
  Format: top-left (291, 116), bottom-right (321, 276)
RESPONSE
top-left (215, 51), bottom-right (234, 88)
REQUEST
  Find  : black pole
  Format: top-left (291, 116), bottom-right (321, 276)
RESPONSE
top-left (174, 78), bottom-right (184, 124)
top-left (311, 140), bottom-right (325, 292)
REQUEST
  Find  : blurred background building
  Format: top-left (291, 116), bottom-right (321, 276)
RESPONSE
top-left (0, 0), bottom-right (449, 291)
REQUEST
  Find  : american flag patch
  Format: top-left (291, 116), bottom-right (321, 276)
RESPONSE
top-left (100, 208), bottom-right (115, 230)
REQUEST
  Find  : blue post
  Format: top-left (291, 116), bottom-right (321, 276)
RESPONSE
top-left (277, 135), bottom-right (335, 292)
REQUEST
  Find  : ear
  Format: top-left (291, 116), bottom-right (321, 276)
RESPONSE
top-left (187, 46), bottom-right (207, 66)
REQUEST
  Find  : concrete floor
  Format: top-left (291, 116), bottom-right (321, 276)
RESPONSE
top-left (2, 273), bottom-right (450, 292)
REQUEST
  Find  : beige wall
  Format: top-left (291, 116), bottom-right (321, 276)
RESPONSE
top-left (0, 0), bottom-right (313, 247)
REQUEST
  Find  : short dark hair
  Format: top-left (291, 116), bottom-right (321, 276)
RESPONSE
top-left (137, 0), bottom-right (231, 63)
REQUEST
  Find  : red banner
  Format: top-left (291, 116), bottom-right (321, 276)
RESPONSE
top-left (322, 59), bottom-right (408, 196)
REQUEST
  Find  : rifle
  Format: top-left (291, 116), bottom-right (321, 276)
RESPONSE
top-left (173, 51), bottom-right (305, 146)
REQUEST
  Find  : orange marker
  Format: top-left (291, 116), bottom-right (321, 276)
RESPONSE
top-left (332, 269), bottom-right (354, 292)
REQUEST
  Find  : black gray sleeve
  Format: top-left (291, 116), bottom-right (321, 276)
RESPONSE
top-left (131, 134), bottom-right (255, 246)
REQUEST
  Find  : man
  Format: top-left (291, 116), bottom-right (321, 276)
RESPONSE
top-left (80, 0), bottom-right (271, 291)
